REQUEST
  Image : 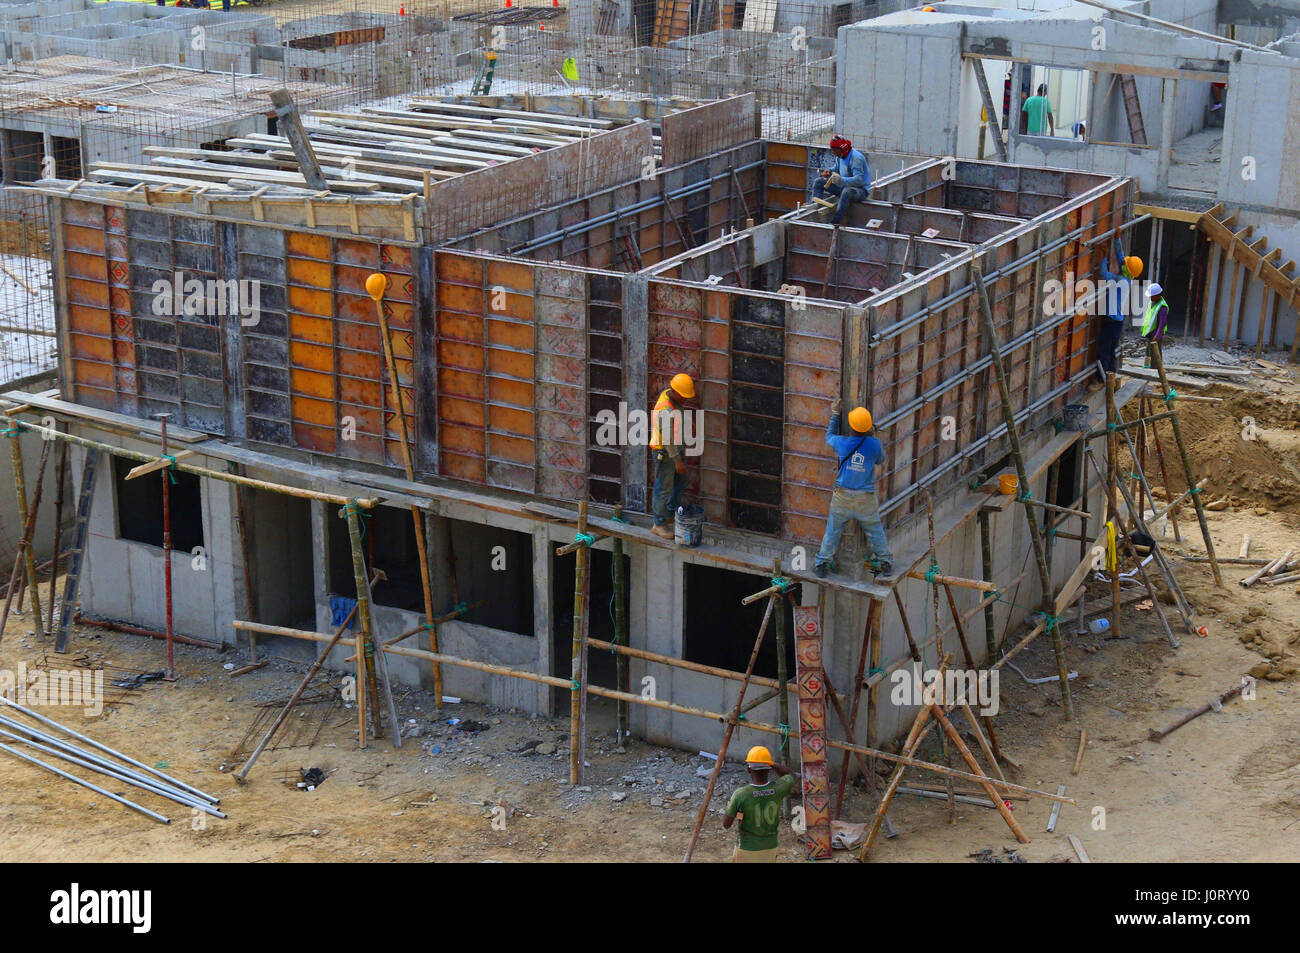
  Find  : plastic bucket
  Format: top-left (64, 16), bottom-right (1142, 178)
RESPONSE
top-left (674, 504), bottom-right (705, 547)
top-left (998, 473), bottom-right (1018, 496)
top-left (1064, 403), bottom-right (1089, 431)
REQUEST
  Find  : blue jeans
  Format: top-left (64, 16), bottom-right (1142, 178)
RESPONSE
top-left (652, 451), bottom-right (685, 526)
top-left (816, 487), bottom-right (892, 567)
top-left (1098, 318), bottom-right (1122, 377)
top-left (813, 179), bottom-right (866, 224)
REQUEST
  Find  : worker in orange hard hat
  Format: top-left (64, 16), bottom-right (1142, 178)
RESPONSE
top-left (1096, 242), bottom-right (1142, 383)
top-left (815, 398), bottom-right (892, 579)
top-left (723, 745), bottom-right (799, 862)
top-left (649, 373), bottom-right (695, 539)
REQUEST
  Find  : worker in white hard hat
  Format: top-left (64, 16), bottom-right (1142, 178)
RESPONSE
top-left (815, 398), bottom-right (892, 579)
top-left (1140, 282), bottom-right (1169, 367)
top-left (723, 745), bottom-right (799, 863)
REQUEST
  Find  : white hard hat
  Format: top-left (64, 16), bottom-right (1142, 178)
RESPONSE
top-left (1147, 283), bottom-right (1163, 297)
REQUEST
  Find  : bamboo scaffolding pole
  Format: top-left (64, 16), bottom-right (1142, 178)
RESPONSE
top-left (370, 274), bottom-right (442, 710)
top-left (931, 701), bottom-right (1027, 842)
top-left (570, 500), bottom-right (591, 785)
top-left (47, 440), bottom-right (67, 635)
top-left (683, 593), bottom-right (777, 864)
top-left (233, 586), bottom-right (369, 782)
top-left (972, 262), bottom-right (1073, 719)
top-left (1106, 372), bottom-right (1123, 641)
top-left (0, 439), bottom-right (51, 644)
top-left (7, 425), bottom-right (47, 641)
top-left (1078, 449), bottom-right (1090, 633)
top-left (586, 639), bottom-right (782, 689)
top-left (891, 587), bottom-right (924, 663)
top-left (834, 600), bottom-right (879, 818)
top-left (2, 417), bottom-right (378, 507)
top-left (342, 503), bottom-right (374, 748)
top-left (612, 505), bottom-right (629, 746)
top-left (380, 599), bottom-right (486, 650)
top-left (1148, 341), bottom-right (1222, 586)
top-left (362, 568), bottom-right (401, 748)
top-left (228, 621), bottom-right (1075, 806)
top-left (772, 559), bottom-right (791, 778)
top-left (904, 571), bottom-right (997, 592)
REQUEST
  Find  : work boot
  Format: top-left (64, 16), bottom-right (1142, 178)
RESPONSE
top-left (651, 524), bottom-right (674, 540)
top-left (875, 560), bottom-right (893, 578)
top-left (814, 562), bottom-right (829, 579)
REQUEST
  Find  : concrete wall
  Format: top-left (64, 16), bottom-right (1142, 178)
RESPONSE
top-left (0, 422), bottom-right (69, 569)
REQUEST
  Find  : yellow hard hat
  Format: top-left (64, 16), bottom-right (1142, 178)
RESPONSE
top-left (1124, 256), bottom-right (1143, 279)
top-left (670, 373), bottom-right (696, 399)
top-left (365, 272), bottom-right (388, 301)
top-left (745, 745), bottom-right (774, 767)
top-left (848, 406), bottom-right (873, 433)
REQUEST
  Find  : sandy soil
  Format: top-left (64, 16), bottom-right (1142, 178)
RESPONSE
top-left (2, 370), bottom-right (1298, 863)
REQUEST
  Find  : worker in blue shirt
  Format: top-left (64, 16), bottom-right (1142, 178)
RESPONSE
top-left (815, 399), bottom-right (893, 579)
top-left (1097, 243), bottom-right (1142, 383)
top-left (811, 135), bottom-right (871, 226)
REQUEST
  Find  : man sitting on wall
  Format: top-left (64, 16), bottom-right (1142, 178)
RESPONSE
top-left (814, 398), bottom-right (893, 579)
top-left (811, 136), bottom-right (871, 226)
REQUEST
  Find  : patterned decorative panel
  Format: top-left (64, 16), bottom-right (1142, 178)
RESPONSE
top-left (783, 303), bottom-right (842, 543)
top-left (793, 604), bottom-right (832, 861)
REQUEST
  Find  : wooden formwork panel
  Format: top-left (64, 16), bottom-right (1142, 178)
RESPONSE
top-left (587, 272), bottom-right (624, 506)
top-left (534, 266), bottom-right (586, 501)
top-left (782, 302), bottom-right (842, 543)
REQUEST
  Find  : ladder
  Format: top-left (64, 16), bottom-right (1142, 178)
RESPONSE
top-left (1119, 75), bottom-right (1147, 145)
top-left (471, 51), bottom-right (498, 96)
top-left (54, 447), bottom-right (100, 653)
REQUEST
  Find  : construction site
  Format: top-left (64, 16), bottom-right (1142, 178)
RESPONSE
top-left (0, 0), bottom-right (1298, 881)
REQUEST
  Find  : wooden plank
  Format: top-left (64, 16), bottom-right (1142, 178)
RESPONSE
top-left (125, 449), bottom-right (196, 480)
top-left (2, 391), bottom-right (208, 443)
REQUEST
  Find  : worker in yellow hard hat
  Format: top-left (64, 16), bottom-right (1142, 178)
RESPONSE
top-left (723, 745), bottom-right (799, 862)
top-left (649, 373), bottom-right (695, 539)
top-left (815, 398), bottom-right (892, 579)
top-left (1097, 242), bottom-right (1142, 383)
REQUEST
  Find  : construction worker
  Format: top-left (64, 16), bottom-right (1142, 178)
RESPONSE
top-left (649, 373), bottom-right (694, 540)
top-left (814, 398), bottom-right (892, 579)
top-left (1022, 83), bottom-right (1055, 137)
top-left (1097, 246), bottom-right (1142, 382)
top-left (811, 135), bottom-right (870, 226)
top-left (1141, 283), bottom-right (1170, 354)
top-left (723, 745), bottom-right (799, 863)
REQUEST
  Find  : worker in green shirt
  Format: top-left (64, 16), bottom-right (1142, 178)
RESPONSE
top-left (1022, 84), bottom-right (1055, 136)
top-left (723, 745), bottom-right (799, 862)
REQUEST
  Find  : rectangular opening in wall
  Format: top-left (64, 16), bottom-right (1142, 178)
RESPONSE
top-left (243, 487), bottom-right (315, 660)
top-left (551, 546), bottom-right (629, 709)
top-left (327, 504), bottom-right (426, 612)
top-left (113, 455), bottom-right (204, 553)
top-left (1054, 443), bottom-right (1083, 511)
top-left (1020, 65), bottom-right (1091, 140)
top-left (447, 519), bottom-right (535, 637)
top-left (51, 135), bottom-right (81, 179)
top-left (683, 563), bottom-right (797, 680)
top-left (2, 129), bottom-right (44, 183)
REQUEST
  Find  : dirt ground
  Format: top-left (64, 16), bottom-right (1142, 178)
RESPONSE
top-left (2, 367), bottom-right (1298, 863)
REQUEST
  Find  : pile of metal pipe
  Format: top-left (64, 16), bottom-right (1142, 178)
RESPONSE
top-left (0, 696), bottom-right (223, 825)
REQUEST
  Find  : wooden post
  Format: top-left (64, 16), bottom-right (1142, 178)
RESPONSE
top-left (972, 262), bottom-right (1073, 719)
top-left (569, 500), bottom-right (592, 785)
top-left (1148, 392), bottom-right (1182, 542)
top-left (1078, 447), bottom-right (1090, 634)
top-left (773, 557), bottom-right (790, 780)
top-left (8, 426), bottom-right (46, 641)
top-left (612, 505), bottom-right (629, 747)
top-left (1105, 372), bottom-right (1122, 639)
top-left (47, 441), bottom-right (67, 635)
top-left (342, 502), bottom-right (373, 748)
top-left (683, 593), bottom-right (778, 863)
top-left (369, 276), bottom-right (443, 709)
top-left (1149, 341), bottom-right (1222, 586)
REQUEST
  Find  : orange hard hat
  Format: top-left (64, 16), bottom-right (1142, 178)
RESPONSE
top-left (1124, 256), bottom-right (1143, 279)
top-left (365, 272), bottom-right (388, 301)
top-left (848, 406), bottom-right (873, 433)
top-left (745, 745), bottom-right (774, 767)
top-left (670, 373), bottom-right (696, 399)
top-left (922, 5), bottom-right (936, 10)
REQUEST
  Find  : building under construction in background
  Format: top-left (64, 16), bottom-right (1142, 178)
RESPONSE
top-left (1, 0), bottom-right (1297, 863)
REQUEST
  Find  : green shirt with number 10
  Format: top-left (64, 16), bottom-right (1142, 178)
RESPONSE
top-left (727, 774), bottom-right (797, 851)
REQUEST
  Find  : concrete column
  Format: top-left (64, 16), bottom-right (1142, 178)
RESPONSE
top-left (1157, 79), bottom-right (1177, 191)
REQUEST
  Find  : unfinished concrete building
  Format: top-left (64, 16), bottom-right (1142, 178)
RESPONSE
top-left (836, 0), bottom-right (1300, 352)
top-left (6, 89), bottom-right (1149, 770)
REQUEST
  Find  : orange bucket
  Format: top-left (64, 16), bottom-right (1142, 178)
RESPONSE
top-left (998, 473), bottom-right (1018, 496)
